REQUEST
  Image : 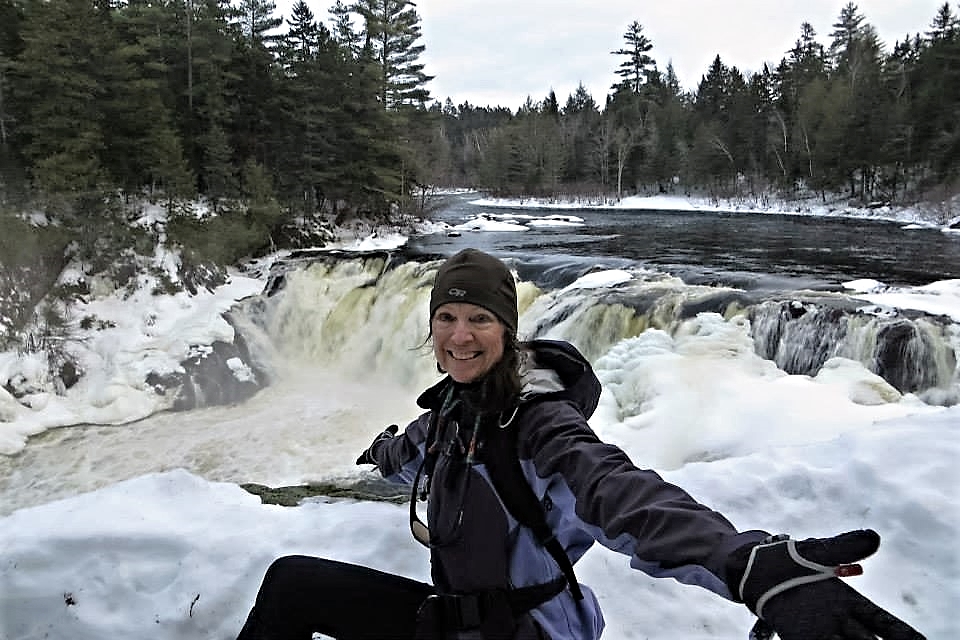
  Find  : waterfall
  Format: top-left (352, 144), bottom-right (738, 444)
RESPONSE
top-left (874, 319), bottom-right (958, 397)
top-left (234, 253), bottom-right (959, 407)
top-left (248, 253), bottom-right (442, 392)
top-left (748, 300), bottom-right (958, 401)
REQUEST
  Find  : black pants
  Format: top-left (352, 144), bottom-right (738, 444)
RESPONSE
top-left (236, 556), bottom-right (436, 640)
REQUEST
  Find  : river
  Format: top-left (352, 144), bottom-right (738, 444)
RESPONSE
top-left (407, 195), bottom-right (960, 290)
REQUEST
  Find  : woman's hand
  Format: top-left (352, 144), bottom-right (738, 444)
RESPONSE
top-left (730, 530), bottom-right (925, 640)
top-left (355, 424), bottom-right (399, 466)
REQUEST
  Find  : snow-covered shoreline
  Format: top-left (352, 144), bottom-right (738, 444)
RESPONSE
top-left (467, 192), bottom-right (960, 231)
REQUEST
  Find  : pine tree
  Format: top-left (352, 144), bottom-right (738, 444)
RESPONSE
top-left (183, 0), bottom-right (240, 202)
top-left (12, 0), bottom-right (110, 210)
top-left (777, 22), bottom-right (827, 118)
top-left (0, 0), bottom-right (21, 149)
top-left (328, 0), bottom-right (361, 53)
top-left (828, 2), bottom-right (867, 72)
top-left (478, 125), bottom-right (514, 195)
top-left (326, 37), bottom-right (403, 217)
top-left (772, 22), bottom-right (828, 186)
top-left (691, 57), bottom-right (738, 189)
top-left (746, 64), bottom-right (785, 185)
top-left (912, 2), bottom-right (960, 181)
top-left (199, 122), bottom-right (235, 203)
top-left (826, 3), bottom-right (887, 199)
top-left (0, 0), bottom-right (25, 204)
top-left (352, 0), bottom-right (433, 109)
top-left (794, 76), bottom-right (847, 194)
top-left (274, 0), bottom-right (339, 213)
top-left (241, 157), bottom-right (282, 242)
top-left (611, 21), bottom-right (655, 94)
top-left (229, 0), bottom-right (282, 165)
top-left (561, 83), bottom-right (601, 186)
top-left (282, 0), bottom-right (323, 62)
top-left (106, 0), bottom-right (195, 198)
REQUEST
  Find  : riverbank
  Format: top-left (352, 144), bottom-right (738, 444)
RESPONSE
top-left (466, 191), bottom-right (960, 231)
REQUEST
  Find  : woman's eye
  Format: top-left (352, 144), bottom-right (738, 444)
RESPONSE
top-left (471, 315), bottom-right (494, 325)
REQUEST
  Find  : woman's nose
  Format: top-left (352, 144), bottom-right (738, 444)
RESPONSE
top-left (450, 320), bottom-right (473, 342)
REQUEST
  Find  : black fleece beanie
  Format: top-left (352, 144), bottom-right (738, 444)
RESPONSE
top-left (429, 249), bottom-right (518, 333)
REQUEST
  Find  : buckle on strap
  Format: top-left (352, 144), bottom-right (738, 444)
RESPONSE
top-left (421, 577), bottom-right (568, 632)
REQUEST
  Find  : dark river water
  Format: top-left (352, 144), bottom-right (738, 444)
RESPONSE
top-left (405, 195), bottom-right (960, 292)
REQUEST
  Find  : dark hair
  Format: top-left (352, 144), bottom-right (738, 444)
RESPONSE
top-left (470, 331), bottom-right (522, 415)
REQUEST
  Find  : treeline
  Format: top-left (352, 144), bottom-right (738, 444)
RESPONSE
top-left (0, 0), bottom-right (959, 244)
top-left (442, 4), bottom-right (960, 207)
top-left (0, 0), bottom-right (437, 214)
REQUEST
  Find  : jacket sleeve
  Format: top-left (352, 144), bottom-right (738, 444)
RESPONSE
top-left (522, 399), bottom-right (767, 599)
top-left (373, 411), bottom-right (432, 486)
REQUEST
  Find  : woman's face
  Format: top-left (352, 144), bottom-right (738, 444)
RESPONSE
top-left (431, 302), bottom-right (506, 383)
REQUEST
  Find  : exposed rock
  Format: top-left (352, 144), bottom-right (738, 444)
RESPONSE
top-left (241, 477), bottom-right (408, 506)
top-left (145, 333), bottom-right (266, 411)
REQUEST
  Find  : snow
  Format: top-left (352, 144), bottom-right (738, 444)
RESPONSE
top-left (451, 214), bottom-right (530, 232)
top-left (470, 193), bottom-right (960, 230)
top-left (1, 197), bottom-right (958, 639)
top-left (332, 230), bottom-right (411, 251)
top-left (411, 192), bottom-right (960, 241)
top-left (561, 269), bottom-right (634, 291)
top-left (0, 265), bottom-right (265, 455)
top-left (838, 278), bottom-right (960, 323)
top-left (854, 280), bottom-right (960, 323)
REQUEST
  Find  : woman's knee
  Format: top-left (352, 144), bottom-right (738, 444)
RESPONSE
top-left (265, 554), bottom-right (309, 575)
top-left (261, 556), bottom-right (358, 594)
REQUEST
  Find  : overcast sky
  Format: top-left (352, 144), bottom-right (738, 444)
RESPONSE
top-left (294, 0), bottom-right (941, 110)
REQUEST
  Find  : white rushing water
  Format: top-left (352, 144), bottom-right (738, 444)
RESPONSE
top-left (2, 254), bottom-right (952, 516)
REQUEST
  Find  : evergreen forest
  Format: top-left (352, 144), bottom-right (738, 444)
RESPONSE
top-left (0, 0), bottom-right (959, 273)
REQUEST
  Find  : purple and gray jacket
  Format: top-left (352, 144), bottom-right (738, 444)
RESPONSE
top-left (374, 340), bottom-right (766, 640)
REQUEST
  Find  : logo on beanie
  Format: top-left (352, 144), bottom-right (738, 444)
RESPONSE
top-left (448, 287), bottom-right (467, 297)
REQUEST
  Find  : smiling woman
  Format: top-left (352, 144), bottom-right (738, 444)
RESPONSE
top-left (428, 248), bottom-right (518, 383)
top-left (233, 247), bottom-right (927, 640)
top-left (431, 304), bottom-right (506, 383)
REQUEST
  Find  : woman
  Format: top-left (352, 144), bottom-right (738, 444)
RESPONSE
top-left (236, 248), bottom-right (924, 640)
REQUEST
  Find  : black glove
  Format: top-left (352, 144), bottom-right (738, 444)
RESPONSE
top-left (355, 424), bottom-right (399, 466)
top-left (728, 530), bottom-right (925, 640)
